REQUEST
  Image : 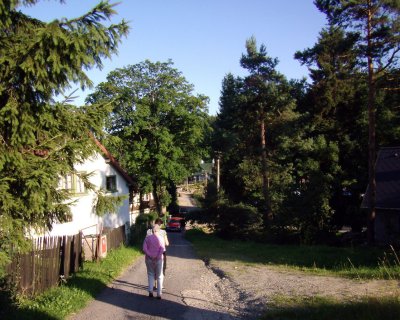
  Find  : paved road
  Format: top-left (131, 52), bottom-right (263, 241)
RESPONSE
top-left (69, 194), bottom-right (239, 320)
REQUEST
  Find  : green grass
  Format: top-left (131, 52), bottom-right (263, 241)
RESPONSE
top-left (262, 295), bottom-right (400, 320)
top-left (185, 228), bottom-right (400, 280)
top-left (2, 245), bottom-right (142, 320)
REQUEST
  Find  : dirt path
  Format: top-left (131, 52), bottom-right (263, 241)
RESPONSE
top-left (208, 259), bottom-right (400, 318)
top-left (212, 260), bottom-right (400, 299)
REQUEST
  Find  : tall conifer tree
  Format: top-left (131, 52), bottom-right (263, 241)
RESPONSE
top-left (315, 0), bottom-right (400, 243)
top-left (0, 1), bottom-right (128, 273)
top-left (240, 37), bottom-right (296, 225)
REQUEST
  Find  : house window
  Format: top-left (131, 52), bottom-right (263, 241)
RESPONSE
top-left (106, 175), bottom-right (117, 192)
top-left (59, 173), bottom-right (73, 191)
top-left (59, 172), bottom-right (87, 195)
top-left (75, 174), bottom-right (86, 194)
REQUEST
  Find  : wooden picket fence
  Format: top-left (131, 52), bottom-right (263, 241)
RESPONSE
top-left (6, 234), bottom-right (82, 296)
top-left (6, 226), bottom-right (127, 296)
top-left (105, 225), bottom-right (126, 251)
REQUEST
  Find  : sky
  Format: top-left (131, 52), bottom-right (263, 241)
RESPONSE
top-left (22, 0), bottom-right (327, 115)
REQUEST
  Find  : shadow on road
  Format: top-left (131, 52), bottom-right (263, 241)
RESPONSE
top-left (91, 285), bottom-right (234, 320)
top-left (161, 230), bottom-right (204, 262)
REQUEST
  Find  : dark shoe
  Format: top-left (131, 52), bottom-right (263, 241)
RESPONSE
top-left (156, 296), bottom-right (162, 300)
top-left (148, 292), bottom-right (153, 298)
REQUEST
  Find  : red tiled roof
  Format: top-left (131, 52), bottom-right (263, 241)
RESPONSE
top-left (91, 136), bottom-right (136, 187)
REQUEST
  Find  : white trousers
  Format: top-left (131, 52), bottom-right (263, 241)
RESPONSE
top-left (145, 256), bottom-right (164, 296)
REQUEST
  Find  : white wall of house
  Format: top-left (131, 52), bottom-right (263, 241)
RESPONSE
top-left (47, 151), bottom-right (131, 237)
top-left (130, 193), bottom-right (141, 226)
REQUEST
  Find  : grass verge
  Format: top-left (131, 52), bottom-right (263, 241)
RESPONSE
top-left (2, 245), bottom-right (142, 320)
top-left (185, 228), bottom-right (400, 280)
top-left (262, 295), bottom-right (400, 320)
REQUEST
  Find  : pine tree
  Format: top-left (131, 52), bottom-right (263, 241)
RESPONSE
top-left (239, 37), bottom-right (296, 225)
top-left (295, 26), bottom-right (368, 231)
top-left (315, 0), bottom-right (400, 243)
top-left (0, 1), bottom-right (129, 274)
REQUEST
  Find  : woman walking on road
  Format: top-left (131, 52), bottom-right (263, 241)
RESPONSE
top-left (143, 224), bottom-right (165, 299)
top-left (147, 218), bottom-right (169, 276)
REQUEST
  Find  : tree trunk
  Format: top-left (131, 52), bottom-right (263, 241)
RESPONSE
top-left (367, 2), bottom-right (376, 244)
top-left (260, 108), bottom-right (271, 224)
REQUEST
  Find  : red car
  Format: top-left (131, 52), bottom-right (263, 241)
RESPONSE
top-left (166, 217), bottom-right (184, 232)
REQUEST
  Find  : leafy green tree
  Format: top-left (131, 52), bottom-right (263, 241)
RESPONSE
top-left (315, 0), bottom-right (400, 243)
top-left (87, 60), bottom-right (210, 214)
top-left (0, 1), bottom-right (128, 275)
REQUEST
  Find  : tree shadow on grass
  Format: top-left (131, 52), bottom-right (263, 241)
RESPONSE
top-left (67, 274), bottom-right (110, 297)
top-left (1, 307), bottom-right (58, 320)
top-left (0, 289), bottom-right (58, 320)
top-left (1, 277), bottom-right (109, 320)
top-left (262, 296), bottom-right (400, 320)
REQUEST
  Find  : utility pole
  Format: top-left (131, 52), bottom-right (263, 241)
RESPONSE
top-left (216, 153), bottom-right (221, 192)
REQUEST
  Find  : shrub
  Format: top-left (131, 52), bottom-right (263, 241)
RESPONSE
top-left (216, 203), bottom-right (262, 240)
top-left (129, 211), bottom-right (158, 245)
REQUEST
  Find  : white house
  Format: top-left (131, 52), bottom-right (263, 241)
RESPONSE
top-left (46, 139), bottom-right (136, 238)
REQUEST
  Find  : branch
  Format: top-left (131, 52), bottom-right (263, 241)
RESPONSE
top-left (376, 47), bottom-right (400, 76)
top-left (59, 1), bottom-right (119, 29)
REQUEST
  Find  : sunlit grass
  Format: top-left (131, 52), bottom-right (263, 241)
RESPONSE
top-left (185, 228), bottom-right (400, 280)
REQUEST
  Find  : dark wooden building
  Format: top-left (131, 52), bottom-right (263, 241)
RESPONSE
top-left (361, 147), bottom-right (400, 245)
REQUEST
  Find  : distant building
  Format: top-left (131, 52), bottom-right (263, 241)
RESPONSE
top-left (188, 161), bottom-right (213, 183)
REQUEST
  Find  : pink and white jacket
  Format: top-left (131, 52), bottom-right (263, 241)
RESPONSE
top-left (143, 234), bottom-right (165, 260)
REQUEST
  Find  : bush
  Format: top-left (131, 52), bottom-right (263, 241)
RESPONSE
top-left (185, 207), bottom-right (214, 225)
top-left (216, 203), bottom-right (262, 240)
top-left (129, 211), bottom-right (158, 245)
top-left (253, 227), bottom-right (301, 244)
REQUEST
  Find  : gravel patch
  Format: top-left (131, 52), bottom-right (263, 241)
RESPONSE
top-left (204, 259), bottom-right (400, 318)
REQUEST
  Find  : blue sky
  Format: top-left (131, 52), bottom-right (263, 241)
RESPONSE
top-left (22, 0), bottom-right (327, 115)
